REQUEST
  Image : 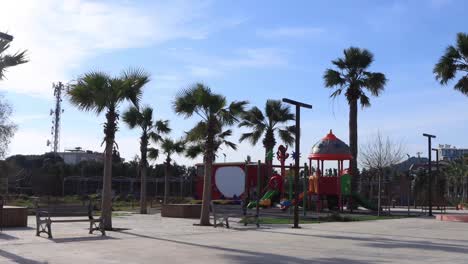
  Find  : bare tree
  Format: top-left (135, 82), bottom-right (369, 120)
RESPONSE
top-left (360, 132), bottom-right (405, 216)
top-left (0, 96), bottom-right (17, 158)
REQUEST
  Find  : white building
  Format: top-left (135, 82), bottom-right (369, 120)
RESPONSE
top-left (437, 144), bottom-right (468, 161)
top-left (57, 148), bottom-right (103, 165)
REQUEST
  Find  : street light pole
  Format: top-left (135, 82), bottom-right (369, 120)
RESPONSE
top-left (432, 147), bottom-right (440, 209)
top-left (423, 133), bottom-right (436, 216)
top-left (282, 98), bottom-right (312, 229)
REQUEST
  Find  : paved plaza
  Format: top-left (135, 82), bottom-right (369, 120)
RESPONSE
top-left (1, 213), bottom-right (468, 264)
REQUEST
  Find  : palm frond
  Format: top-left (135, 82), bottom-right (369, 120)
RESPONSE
top-left (68, 71), bottom-right (111, 113)
top-left (454, 75), bottom-right (468, 95)
top-left (120, 68), bottom-right (149, 108)
top-left (122, 106), bottom-right (141, 129)
top-left (185, 121), bottom-right (207, 142)
top-left (0, 40), bottom-right (28, 80)
top-left (433, 46), bottom-right (459, 85)
top-left (186, 144), bottom-right (204, 159)
top-left (456, 32), bottom-right (468, 58)
top-left (148, 148), bottom-right (159, 160)
top-left (154, 119), bottom-right (171, 134)
top-left (324, 69), bottom-right (345, 89)
top-left (277, 126), bottom-right (295, 146)
top-left (364, 72), bottom-right (387, 96)
top-left (359, 93), bottom-right (371, 108)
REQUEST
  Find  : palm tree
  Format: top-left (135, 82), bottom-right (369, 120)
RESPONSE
top-left (157, 138), bottom-right (185, 204)
top-left (173, 83), bottom-right (247, 225)
top-left (434, 32), bottom-right (468, 96)
top-left (68, 69), bottom-right (149, 230)
top-left (324, 47), bottom-right (387, 198)
top-left (122, 106), bottom-right (170, 214)
top-left (239, 99), bottom-right (295, 174)
top-left (0, 38), bottom-right (28, 80)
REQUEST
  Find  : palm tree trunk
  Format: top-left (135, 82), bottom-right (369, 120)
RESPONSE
top-left (263, 129), bottom-right (276, 180)
top-left (164, 157), bottom-right (170, 204)
top-left (140, 134), bottom-right (148, 214)
top-left (101, 116), bottom-right (116, 230)
top-left (348, 98), bottom-right (359, 211)
top-left (140, 164), bottom-right (147, 214)
top-left (200, 118), bottom-right (215, 226)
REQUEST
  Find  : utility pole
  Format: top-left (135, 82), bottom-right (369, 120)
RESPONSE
top-left (282, 98), bottom-right (312, 229)
top-left (423, 133), bottom-right (436, 216)
top-left (47, 82), bottom-right (65, 156)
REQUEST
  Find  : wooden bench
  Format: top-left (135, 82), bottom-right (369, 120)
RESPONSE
top-left (210, 201), bottom-right (259, 228)
top-left (35, 200), bottom-right (105, 238)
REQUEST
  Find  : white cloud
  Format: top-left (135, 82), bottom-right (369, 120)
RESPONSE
top-left (0, 0), bottom-right (231, 97)
top-left (11, 114), bottom-right (48, 124)
top-left (187, 48), bottom-right (289, 78)
top-left (188, 66), bottom-right (221, 78)
top-left (257, 26), bottom-right (325, 38)
top-left (430, 0), bottom-right (452, 9)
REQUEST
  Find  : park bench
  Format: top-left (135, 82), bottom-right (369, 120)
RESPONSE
top-left (35, 199), bottom-right (105, 238)
top-left (210, 200), bottom-right (259, 228)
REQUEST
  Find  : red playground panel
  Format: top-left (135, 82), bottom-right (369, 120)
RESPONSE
top-left (194, 162), bottom-right (268, 200)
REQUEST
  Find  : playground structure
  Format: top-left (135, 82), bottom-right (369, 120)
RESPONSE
top-left (194, 130), bottom-right (377, 213)
top-left (307, 130), bottom-right (352, 211)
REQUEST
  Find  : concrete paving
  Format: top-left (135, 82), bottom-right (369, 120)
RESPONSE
top-left (1, 213), bottom-right (468, 264)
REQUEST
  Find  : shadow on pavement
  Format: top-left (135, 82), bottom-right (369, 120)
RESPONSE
top-left (0, 233), bottom-right (19, 240)
top-left (0, 249), bottom-right (48, 264)
top-left (255, 229), bottom-right (468, 255)
top-left (114, 230), bottom-right (379, 264)
top-left (51, 235), bottom-right (118, 243)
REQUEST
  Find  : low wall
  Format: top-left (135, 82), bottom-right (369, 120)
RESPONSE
top-left (161, 204), bottom-right (201, 218)
top-left (436, 214), bottom-right (468, 223)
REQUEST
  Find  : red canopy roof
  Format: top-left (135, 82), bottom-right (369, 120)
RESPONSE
top-left (308, 130), bottom-right (353, 160)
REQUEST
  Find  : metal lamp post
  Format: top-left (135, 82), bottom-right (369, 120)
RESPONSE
top-left (432, 147), bottom-right (440, 209)
top-left (282, 98), bottom-right (312, 229)
top-left (423, 133), bottom-right (436, 216)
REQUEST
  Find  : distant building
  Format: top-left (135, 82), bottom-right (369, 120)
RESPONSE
top-left (57, 147), bottom-right (103, 165)
top-left (436, 144), bottom-right (468, 161)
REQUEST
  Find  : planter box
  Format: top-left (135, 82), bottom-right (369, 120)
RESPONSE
top-left (2, 206), bottom-right (28, 227)
top-left (161, 204), bottom-right (201, 218)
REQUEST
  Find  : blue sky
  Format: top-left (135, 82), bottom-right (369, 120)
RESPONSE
top-left (0, 0), bottom-right (467, 166)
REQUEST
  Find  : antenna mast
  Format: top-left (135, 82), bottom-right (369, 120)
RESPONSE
top-left (47, 82), bottom-right (65, 154)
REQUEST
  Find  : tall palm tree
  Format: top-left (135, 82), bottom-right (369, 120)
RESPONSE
top-left (324, 47), bottom-right (387, 198)
top-left (0, 38), bottom-right (28, 80)
top-left (173, 83), bottom-right (247, 225)
top-left (239, 99), bottom-right (295, 173)
top-left (157, 138), bottom-right (185, 204)
top-left (122, 106), bottom-right (170, 214)
top-left (68, 68), bottom-right (149, 230)
top-left (434, 32), bottom-right (468, 96)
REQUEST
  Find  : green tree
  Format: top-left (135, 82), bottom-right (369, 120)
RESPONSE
top-left (434, 32), bottom-right (468, 96)
top-left (68, 68), bottom-right (149, 230)
top-left (324, 47), bottom-right (387, 198)
top-left (443, 158), bottom-right (468, 204)
top-left (156, 138), bottom-right (185, 204)
top-left (123, 106), bottom-right (170, 214)
top-left (0, 37), bottom-right (28, 80)
top-left (239, 99), bottom-right (295, 173)
top-left (173, 83), bottom-right (247, 225)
